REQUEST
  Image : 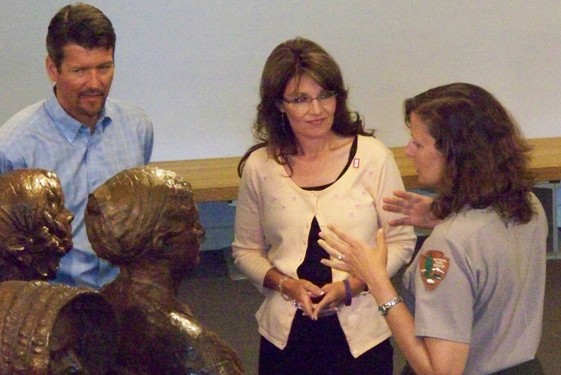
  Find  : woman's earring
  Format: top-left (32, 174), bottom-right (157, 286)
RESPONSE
top-left (281, 112), bottom-right (287, 132)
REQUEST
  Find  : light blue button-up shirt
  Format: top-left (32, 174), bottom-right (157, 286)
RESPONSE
top-left (0, 91), bottom-right (154, 288)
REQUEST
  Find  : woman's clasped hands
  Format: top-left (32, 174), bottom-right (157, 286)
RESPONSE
top-left (283, 276), bottom-right (351, 321)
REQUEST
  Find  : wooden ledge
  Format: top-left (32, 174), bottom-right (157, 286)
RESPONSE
top-left (150, 137), bottom-right (561, 202)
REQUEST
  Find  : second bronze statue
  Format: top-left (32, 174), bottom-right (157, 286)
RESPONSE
top-left (86, 166), bottom-right (245, 375)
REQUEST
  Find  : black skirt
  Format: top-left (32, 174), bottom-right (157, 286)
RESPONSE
top-left (259, 312), bottom-right (393, 375)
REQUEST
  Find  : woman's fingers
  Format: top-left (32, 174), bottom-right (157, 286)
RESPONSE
top-left (317, 236), bottom-right (340, 256)
top-left (376, 228), bottom-right (386, 251)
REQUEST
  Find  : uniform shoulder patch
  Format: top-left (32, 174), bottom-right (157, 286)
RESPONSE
top-left (420, 250), bottom-right (450, 290)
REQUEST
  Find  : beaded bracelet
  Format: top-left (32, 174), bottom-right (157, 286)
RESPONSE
top-left (278, 275), bottom-right (291, 301)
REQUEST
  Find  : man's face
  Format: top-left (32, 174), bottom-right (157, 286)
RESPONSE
top-left (46, 43), bottom-right (114, 129)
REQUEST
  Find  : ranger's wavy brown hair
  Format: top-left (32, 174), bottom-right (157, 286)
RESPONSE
top-left (405, 83), bottom-right (535, 224)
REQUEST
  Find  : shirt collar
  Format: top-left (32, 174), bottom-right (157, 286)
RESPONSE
top-left (45, 89), bottom-right (112, 142)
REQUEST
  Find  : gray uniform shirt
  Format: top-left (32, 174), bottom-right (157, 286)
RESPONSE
top-left (403, 193), bottom-right (547, 374)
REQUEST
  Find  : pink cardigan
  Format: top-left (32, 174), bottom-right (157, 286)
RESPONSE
top-left (232, 135), bottom-right (416, 357)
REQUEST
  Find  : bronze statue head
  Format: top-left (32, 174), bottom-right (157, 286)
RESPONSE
top-left (0, 169), bottom-right (73, 281)
top-left (85, 166), bottom-right (204, 276)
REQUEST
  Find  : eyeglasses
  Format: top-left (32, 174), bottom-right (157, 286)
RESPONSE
top-left (282, 90), bottom-right (338, 108)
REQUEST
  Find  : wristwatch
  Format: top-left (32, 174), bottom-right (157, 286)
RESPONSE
top-left (378, 296), bottom-right (403, 316)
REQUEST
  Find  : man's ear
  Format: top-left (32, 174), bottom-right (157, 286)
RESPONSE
top-left (46, 56), bottom-right (59, 82)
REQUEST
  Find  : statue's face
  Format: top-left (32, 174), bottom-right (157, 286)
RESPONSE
top-left (48, 210), bottom-right (73, 275)
top-left (174, 206), bottom-right (205, 271)
top-left (35, 186), bottom-right (74, 280)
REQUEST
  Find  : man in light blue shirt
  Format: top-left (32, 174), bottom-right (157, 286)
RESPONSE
top-left (0, 3), bottom-right (153, 288)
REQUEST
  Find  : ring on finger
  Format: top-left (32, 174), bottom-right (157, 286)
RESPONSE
top-left (336, 252), bottom-right (344, 261)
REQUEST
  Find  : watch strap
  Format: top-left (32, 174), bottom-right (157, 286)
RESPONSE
top-left (378, 296), bottom-right (403, 316)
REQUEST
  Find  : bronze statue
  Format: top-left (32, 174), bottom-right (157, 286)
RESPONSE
top-left (0, 169), bottom-right (73, 282)
top-left (86, 166), bottom-right (244, 374)
top-left (0, 280), bottom-right (118, 375)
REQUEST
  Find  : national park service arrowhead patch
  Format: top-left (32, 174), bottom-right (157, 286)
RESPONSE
top-left (420, 250), bottom-right (450, 290)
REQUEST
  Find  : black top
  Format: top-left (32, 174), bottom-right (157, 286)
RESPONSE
top-left (297, 136), bottom-right (357, 301)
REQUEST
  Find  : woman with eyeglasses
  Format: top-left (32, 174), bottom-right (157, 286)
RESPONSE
top-left (319, 83), bottom-right (547, 374)
top-left (232, 37), bottom-right (416, 375)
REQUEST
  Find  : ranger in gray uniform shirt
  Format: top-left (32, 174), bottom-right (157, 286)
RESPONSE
top-left (319, 83), bottom-right (547, 374)
top-left (403, 195), bottom-right (546, 374)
